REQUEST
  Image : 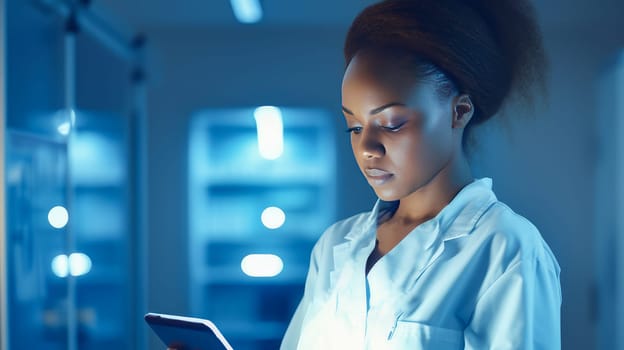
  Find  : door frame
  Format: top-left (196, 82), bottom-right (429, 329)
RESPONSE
top-left (595, 51), bottom-right (624, 350)
top-left (0, 0), bottom-right (8, 348)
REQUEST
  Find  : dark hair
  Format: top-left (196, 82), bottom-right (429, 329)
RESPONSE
top-left (344, 0), bottom-right (547, 139)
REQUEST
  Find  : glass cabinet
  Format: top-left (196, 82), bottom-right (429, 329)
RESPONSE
top-left (6, 112), bottom-right (132, 349)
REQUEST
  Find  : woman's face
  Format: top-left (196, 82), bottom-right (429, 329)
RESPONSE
top-left (341, 53), bottom-right (460, 201)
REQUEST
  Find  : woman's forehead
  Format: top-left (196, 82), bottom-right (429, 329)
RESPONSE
top-left (342, 54), bottom-right (425, 101)
top-left (346, 52), bottom-right (414, 80)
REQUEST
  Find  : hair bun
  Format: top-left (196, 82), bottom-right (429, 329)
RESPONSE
top-left (344, 0), bottom-right (547, 124)
top-left (464, 0), bottom-right (548, 109)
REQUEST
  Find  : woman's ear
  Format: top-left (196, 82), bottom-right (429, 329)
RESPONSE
top-left (452, 94), bottom-right (474, 129)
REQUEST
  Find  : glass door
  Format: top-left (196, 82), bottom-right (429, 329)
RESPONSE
top-left (3, 0), bottom-right (145, 348)
top-left (595, 50), bottom-right (624, 350)
top-left (6, 131), bottom-right (68, 350)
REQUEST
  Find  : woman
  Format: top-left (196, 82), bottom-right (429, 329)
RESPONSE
top-left (281, 0), bottom-right (561, 349)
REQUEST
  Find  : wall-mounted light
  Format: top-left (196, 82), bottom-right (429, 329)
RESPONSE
top-left (230, 0), bottom-right (263, 24)
top-left (254, 106), bottom-right (283, 160)
top-left (240, 254), bottom-right (284, 277)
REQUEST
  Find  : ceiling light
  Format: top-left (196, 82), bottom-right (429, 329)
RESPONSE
top-left (230, 0), bottom-right (263, 24)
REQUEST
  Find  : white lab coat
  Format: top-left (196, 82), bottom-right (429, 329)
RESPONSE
top-left (281, 178), bottom-right (561, 350)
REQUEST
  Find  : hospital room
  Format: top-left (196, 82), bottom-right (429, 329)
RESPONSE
top-left (0, 0), bottom-right (622, 349)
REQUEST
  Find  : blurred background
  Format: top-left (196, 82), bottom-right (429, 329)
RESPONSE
top-left (0, 0), bottom-right (622, 349)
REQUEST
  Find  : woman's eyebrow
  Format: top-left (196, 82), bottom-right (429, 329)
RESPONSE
top-left (341, 106), bottom-right (354, 115)
top-left (370, 102), bottom-right (406, 114)
top-left (342, 102), bottom-right (406, 116)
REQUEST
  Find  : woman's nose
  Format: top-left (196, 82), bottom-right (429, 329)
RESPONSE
top-left (358, 128), bottom-right (385, 159)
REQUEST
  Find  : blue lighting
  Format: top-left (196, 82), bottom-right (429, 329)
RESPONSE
top-left (240, 254), bottom-right (284, 277)
top-left (48, 206), bottom-right (69, 229)
top-left (56, 108), bottom-right (76, 135)
top-left (51, 253), bottom-right (92, 278)
top-left (51, 254), bottom-right (69, 278)
top-left (261, 206), bottom-right (286, 229)
top-left (69, 253), bottom-right (92, 277)
top-left (57, 121), bottom-right (71, 136)
top-left (254, 106), bottom-right (284, 160)
top-left (230, 0), bottom-right (263, 24)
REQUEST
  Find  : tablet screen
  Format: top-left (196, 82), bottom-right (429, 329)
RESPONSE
top-left (145, 313), bottom-right (233, 350)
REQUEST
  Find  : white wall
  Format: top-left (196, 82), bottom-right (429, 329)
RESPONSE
top-left (472, 25), bottom-right (623, 348)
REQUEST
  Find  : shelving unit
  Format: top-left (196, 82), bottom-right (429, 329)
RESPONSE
top-left (188, 107), bottom-right (336, 350)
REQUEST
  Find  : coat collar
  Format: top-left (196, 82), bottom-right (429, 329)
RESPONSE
top-left (330, 177), bottom-right (499, 301)
top-left (343, 177), bottom-right (497, 243)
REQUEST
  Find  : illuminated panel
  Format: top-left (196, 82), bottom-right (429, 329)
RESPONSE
top-left (260, 206), bottom-right (286, 229)
top-left (230, 0), bottom-right (263, 24)
top-left (240, 254), bottom-right (283, 277)
top-left (254, 106), bottom-right (283, 160)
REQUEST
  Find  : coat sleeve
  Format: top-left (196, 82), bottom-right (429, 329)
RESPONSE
top-left (463, 257), bottom-right (562, 350)
top-left (280, 242), bottom-right (322, 350)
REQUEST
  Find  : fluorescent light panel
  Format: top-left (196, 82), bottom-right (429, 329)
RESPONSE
top-left (254, 106), bottom-right (283, 160)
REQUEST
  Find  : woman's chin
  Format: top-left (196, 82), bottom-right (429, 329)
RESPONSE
top-left (372, 187), bottom-right (401, 202)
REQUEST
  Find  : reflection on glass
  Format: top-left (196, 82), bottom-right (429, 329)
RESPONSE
top-left (51, 254), bottom-right (69, 277)
top-left (57, 121), bottom-right (71, 136)
top-left (54, 108), bottom-right (76, 136)
top-left (48, 205), bottom-right (69, 229)
top-left (51, 253), bottom-right (93, 278)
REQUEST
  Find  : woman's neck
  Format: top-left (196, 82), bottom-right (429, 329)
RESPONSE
top-left (392, 153), bottom-right (473, 226)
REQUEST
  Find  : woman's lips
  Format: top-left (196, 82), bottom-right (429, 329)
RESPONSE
top-left (364, 168), bottom-right (393, 185)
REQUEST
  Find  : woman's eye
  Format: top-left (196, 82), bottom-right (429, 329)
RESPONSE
top-left (345, 126), bottom-right (363, 134)
top-left (383, 123), bottom-right (404, 132)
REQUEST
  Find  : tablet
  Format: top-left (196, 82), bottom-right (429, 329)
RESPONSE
top-left (145, 312), bottom-right (234, 350)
